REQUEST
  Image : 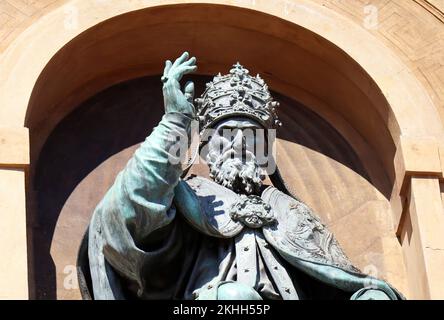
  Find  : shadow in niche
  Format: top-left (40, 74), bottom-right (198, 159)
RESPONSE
top-left (32, 75), bottom-right (373, 299)
top-left (274, 92), bottom-right (371, 184)
top-left (33, 76), bottom-right (174, 299)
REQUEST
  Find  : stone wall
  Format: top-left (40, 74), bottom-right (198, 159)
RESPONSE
top-left (0, 0), bottom-right (443, 299)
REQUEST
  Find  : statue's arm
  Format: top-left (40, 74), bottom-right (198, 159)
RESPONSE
top-left (351, 287), bottom-right (392, 300)
top-left (96, 52), bottom-right (197, 244)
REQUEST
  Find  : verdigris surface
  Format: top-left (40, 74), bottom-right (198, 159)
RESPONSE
top-left (77, 53), bottom-right (404, 300)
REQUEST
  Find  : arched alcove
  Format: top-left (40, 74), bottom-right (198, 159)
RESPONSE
top-left (24, 4), bottom-right (398, 190)
top-left (2, 1), bottom-right (439, 299)
top-left (34, 75), bottom-right (404, 299)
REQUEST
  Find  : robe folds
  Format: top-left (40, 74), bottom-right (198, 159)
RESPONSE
top-left (77, 112), bottom-right (404, 300)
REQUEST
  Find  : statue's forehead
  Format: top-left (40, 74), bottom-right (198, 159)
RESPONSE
top-left (214, 117), bottom-right (262, 130)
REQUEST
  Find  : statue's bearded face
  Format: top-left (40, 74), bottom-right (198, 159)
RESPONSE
top-left (205, 118), bottom-right (268, 195)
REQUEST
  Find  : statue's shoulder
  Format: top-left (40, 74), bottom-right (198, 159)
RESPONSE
top-left (183, 175), bottom-right (227, 193)
top-left (174, 175), bottom-right (244, 237)
top-left (261, 186), bottom-right (317, 218)
top-left (181, 175), bottom-right (237, 200)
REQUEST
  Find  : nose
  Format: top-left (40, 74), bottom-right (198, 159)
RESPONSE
top-left (231, 130), bottom-right (246, 152)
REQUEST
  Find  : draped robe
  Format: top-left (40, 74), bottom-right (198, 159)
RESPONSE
top-left (77, 112), bottom-right (404, 300)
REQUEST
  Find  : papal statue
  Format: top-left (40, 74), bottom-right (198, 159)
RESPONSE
top-left (77, 52), bottom-right (404, 300)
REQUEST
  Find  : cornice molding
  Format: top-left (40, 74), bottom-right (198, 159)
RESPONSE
top-left (413, 0), bottom-right (444, 23)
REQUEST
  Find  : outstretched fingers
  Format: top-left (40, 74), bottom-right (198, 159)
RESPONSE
top-left (184, 81), bottom-right (195, 104)
top-left (176, 65), bottom-right (198, 76)
top-left (182, 56), bottom-right (196, 67)
top-left (162, 60), bottom-right (173, 83)
top-left (172, 52), bottom-right (189, 69)
top-left (163, 60), bottom-right (172, 76)
top-left (164, 52), bottom-right (197, 82)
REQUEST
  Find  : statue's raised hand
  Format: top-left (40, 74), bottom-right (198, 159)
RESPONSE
top-left (162, 52), bottom-right (197, 117)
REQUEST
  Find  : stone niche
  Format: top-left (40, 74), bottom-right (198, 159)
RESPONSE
top-left (30, 75), bottom-right (407, 299)
top-left (19, 3), bottom-right (442, 299)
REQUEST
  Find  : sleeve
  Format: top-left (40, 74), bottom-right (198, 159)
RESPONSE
top-left (111, 112), bottom-right (192, 238)
top-left (90, 112), bottom-right (194, 288)
top-left (350, 287), bottom-right (392, 300)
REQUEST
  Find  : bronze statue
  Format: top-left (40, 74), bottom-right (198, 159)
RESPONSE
top-left (77, 52), bottom-right (404, 300)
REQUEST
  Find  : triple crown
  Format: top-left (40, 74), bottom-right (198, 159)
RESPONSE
top-left (195, 62), bottom-right (282, 133)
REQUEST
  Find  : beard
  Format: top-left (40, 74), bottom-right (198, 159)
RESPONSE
top-left (208, 149), bottom-right (263, 195)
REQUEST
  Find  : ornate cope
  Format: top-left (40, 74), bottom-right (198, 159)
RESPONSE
top-left (229, 195), bottom-right (276, 229)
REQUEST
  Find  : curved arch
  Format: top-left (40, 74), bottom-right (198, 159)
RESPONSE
top-left (1, 0), bottom-right (442, 299)
top-left (0, 1), bottom-right (441, 188)
top-left (35, 75), bottom-right (385, 299)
